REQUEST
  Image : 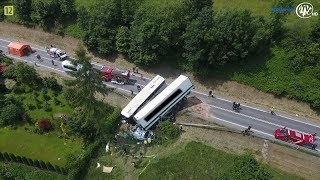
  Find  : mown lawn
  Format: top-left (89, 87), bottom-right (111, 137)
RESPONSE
top-left (139, 141), bottom-right (302, 180)
top-left (0, 128), bottom-right (82, 167)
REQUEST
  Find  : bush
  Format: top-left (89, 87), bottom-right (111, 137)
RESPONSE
top-left (3, 152), bottom-right (10, 161)
top-left (44, 104), bottom-right (52, 112)
top-left (228, 154), bottom-right (272, 180)
top-left (36, 118), bottom-right (52, 132)
top-left (53, 97), bottom-right (61, 105)
top-left (67, 139), bottom-right (101, 179)
top-left (0, 103), bottom-right (23, 126)
top-left (27, 103), bottom-right (36, 111)
top-left (155, 121), bottom-right (181, 145)
top-left (42, 94), bottom-right (51, 102)
top-left (42, 77), bottom-right (62, 91)
top-left (0, 161), bottom-right (66, 179)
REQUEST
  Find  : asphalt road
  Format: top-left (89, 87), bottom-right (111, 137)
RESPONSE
top-left (1, 37), bottom-right (320, 152)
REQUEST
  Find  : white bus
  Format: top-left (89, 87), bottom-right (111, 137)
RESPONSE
top-left (134, 75), bottom-right (193, 130)
top-left (61, 60), bottom-right (81, 72)
top-left (121, 75), bottom-right (165, 118)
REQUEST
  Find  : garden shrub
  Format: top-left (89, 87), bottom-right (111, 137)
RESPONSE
top-left (67, 139), bottom-right (101, 179)
top-left (0, 102), bottom-right (23, 126)
top-left (44, 104), bottom-right (53, 112)
top-left (0, 162), bottom-right (66, 179)
top-left (36, 118), bottom-right (52, 132)
top-left (3, 152), bottom-right (10, 161)
top-left (155, 121), bottom-right (181, 145)
top-left (227, 154), bottom-right (272, 180)
top-left (42, 93), bottom-right (51, 101)
top-left (42, 77), bottom-right (62, 92)
top-left (54, 97), bottom-right (61, 105)
top-left (27, 103), bottom-right (36, 111)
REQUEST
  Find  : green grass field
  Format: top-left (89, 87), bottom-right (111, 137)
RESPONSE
top-left (139, 142), bottom-right (302, 180)
top-left (84, 141), bottom-right (302, 179)
top-left (0, 128), bottom-right (82, 167)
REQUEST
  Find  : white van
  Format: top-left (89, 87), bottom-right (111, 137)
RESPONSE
top-left (61, 60), bottom-right (81, 72)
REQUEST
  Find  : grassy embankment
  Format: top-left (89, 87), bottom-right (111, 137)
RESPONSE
top-left (84, 141), bottom-right (302, 179)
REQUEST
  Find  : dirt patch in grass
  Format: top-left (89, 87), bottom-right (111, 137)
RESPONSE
top-left (1, 22), bottom-right (319, 123)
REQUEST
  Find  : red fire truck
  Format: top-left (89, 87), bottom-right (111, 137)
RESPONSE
top-left (100, 66), bottom-right (130, 84)
top-left (274, 127), bottom-right (317, 150)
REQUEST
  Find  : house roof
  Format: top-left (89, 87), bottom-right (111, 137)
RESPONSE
top-left (7, 42), bottom-right (29, 50)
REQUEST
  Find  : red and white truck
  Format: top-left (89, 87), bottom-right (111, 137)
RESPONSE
top-left (274, 127), bottom-right (317, 150)
top-left (100, 66), bottom-right (130, 84)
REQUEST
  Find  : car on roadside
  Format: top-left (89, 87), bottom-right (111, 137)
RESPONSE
top-left (111, 79), bottom-right (125, 85)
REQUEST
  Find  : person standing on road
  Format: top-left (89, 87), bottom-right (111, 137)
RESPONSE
top-left (51, 59), bottom-right (55, 66)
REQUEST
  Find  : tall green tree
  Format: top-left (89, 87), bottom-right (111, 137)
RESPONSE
top-left (3, 62), bottom-right (40, 85)
top-left (14, 0), bottom-right (32, 24)
top-left (64, 45), bottom-right (111, 111)
top-left (116, 26), bottom-right (130, 54)
top-left (269, 0), bottom-right (293, 41)
top-left (129, 0), bottom-right (188, 65)
top-left (182, 6), bottom-right (213, 75)
top-left (78, 0), bottom-right (121, 54)
top-left (310, 17), bottom-right (320, 43)
top-left (31, 0), bottom-right (75, 30)
top-left (31, 0), bottom-right (60, 30)
top-left (208, 10), bottom-right (270, 65)
top-left (0, 103), bottom-right (23, 126)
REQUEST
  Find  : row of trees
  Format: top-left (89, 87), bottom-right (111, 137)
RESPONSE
top-left (77, 0), bottom-right (283, 76)
top-left (0, 151), bottom-right (67, 174)
top-left (9, 0), bottom-right (288, 76)
top-left (13, 0), bottom-right (75, 30)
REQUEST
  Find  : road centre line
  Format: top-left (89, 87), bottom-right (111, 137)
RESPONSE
top-left (3, 45), bottom-right (320, 141)
top-left (211, 115), bottom-right (274, 138)
top-left (212, 115), bottom-right (320, 151)
top-left (209, 104), bottom-right (319, 136)
top-left (1, 39), bottom-right (320, 130)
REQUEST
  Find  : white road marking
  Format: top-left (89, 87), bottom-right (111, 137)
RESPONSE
top-left (1, 39), bottom-right (320, 134)
top-left (211, 115), bottom-right (320, 151)
top-left (209, 104), bottom-right (319, 138)
top-left (211, 115), bottom-right (274, 138)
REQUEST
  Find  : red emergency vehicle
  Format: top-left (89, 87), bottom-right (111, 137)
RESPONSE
top-left (100, 66), bottom-right (130, 84)
top-left (274, 127), bottom-right (317, 150)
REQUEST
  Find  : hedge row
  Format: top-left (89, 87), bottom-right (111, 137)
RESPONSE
top-left (0, 151), bottom-right (67, 175)
top-left (0, 161), bottom-right (66, 180)
top-left (67, 139), bottom-right (102, 180)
